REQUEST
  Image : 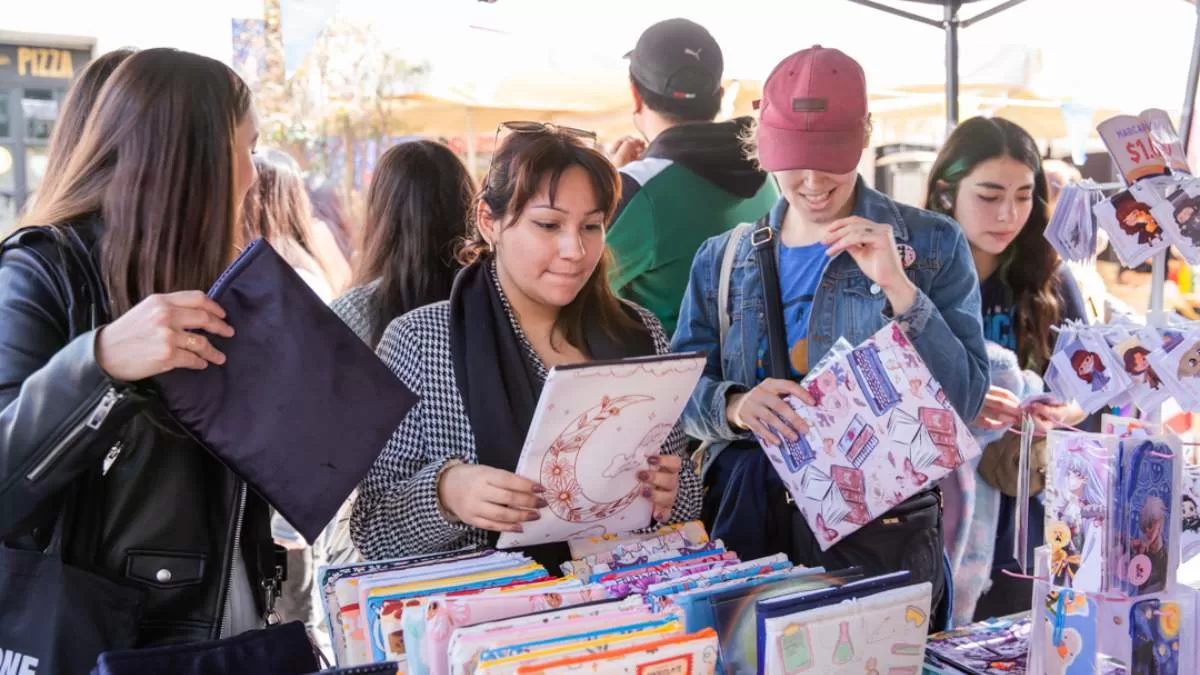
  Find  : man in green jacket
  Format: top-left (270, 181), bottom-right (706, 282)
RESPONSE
top-left (608, 18), bottom-right (778, 336)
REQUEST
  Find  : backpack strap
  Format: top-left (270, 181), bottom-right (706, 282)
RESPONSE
top-left (717, 222), bottom-right (752, 356)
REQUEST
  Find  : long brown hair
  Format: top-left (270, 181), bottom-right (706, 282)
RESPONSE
top-left (29, 47), bottom-right (137, 215)
top-left (925, 116), bottom-right (1060, 370)
top-left (460, 128), bottom-right (638, 352)
top-left (24, 48), bottom-right (252, 318)
top-left (243, 150), bottom-right (326, 282)
top-left (356, 140), bottom-right (474, 346)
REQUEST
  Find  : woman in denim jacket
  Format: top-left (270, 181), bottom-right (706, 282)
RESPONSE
top-left (671, 46), bottom-right (988, 614)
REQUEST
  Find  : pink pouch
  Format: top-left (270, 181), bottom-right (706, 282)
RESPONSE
top-left (421, 584), bottom-right (607, 675)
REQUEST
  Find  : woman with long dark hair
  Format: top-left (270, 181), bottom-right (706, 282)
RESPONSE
top-left (24, 47), bottom-right (137, 217)
top-left (924, 116), bottom-right (1089, 622)
top-left (1, 48), bottom-right (273, 648)
top-left (332, 140), bottom-right (474, 347)
top-left (351, 125), bottom-right (701, 572)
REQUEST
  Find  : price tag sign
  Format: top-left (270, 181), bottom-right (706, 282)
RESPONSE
top-left (1099, 113), bottom-right (1171, 184)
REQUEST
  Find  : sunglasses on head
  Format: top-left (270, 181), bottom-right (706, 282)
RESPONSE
top-left (486, 121), bottom-right (600, 188)
top-left (495, 121), bottom-right (598, 147)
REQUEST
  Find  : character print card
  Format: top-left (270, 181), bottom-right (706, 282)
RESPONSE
top-left (1129, 599), bottom-right (1182, 675)
top-left (1040, 589), bottom-right (1098, 675)
top-left (1113, 332), bottom-right (1172, 412)
top-left (1152, 178), bottom-right (1200, 265)
top-left (1093, 180), bottom-right (1171, 268)
top-left (1044, 432), bottom-right (1117, 593)
top-left (1145, 328), bottom-right (1200, 411)
top-left (497, 353), bottom-right (706, 549)
top-left (1114, 437), bottom-right (1180, 597)
top-left (1182, 462), bottom-right (1200, 576)
top-left (755, 322), bottom-right (981, 550)
top-left (1048, 327), bottom-right (1132, 414)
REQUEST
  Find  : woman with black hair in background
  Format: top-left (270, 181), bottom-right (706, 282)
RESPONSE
top-left (331, 140), bottom-right (475, 347)
top-left (925, 116), bottom-right (1090, 622)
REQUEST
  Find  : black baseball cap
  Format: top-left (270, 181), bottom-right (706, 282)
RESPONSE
top-left (625, 18), bottom-right (723, 101)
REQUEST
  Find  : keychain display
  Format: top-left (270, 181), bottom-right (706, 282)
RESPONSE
top-left (1044, 321), bottom-right (1200, 415)
top-left (1048, 322), bottom-right (1134, 414)
top-left (1045, 181), bottom-right (1105, 264)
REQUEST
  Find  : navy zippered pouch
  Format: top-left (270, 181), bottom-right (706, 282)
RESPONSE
top-left (154, 240), bottom-right (416, 543)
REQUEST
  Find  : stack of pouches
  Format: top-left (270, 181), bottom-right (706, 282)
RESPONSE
top-left (756, 570), bottom-right (933, 675)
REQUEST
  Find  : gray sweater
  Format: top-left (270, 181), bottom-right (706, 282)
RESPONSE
top-left (329, 279), bottom-right (381, 347)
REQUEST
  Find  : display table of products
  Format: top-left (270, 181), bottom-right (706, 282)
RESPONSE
top-left (318, 521), bottom-right (942, 674)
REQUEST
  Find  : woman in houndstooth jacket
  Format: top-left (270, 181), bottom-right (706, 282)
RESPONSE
top-left (350, 125), bottom-right (702, 573)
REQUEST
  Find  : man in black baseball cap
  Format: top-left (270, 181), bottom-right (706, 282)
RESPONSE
top-left (626, 18), bottom-right (723, 106)
top-left (606, 18), bottom-right (776, 336)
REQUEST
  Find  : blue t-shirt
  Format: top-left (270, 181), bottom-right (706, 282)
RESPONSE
top-left (756, 242), bottom-right (829, 381)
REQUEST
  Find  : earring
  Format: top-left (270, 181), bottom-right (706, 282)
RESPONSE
top-left (938, 193), bottom-right (953, 211)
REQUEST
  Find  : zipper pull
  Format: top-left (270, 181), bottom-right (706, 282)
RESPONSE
top-left (86, 388), bottom-right (121, 430)
top-left (102, 441), bottom-right (125, 476)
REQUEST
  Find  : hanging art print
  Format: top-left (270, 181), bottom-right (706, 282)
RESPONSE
top-left (497, 353), bottom-right (706, 549)
top-left (1043, 432), bottom-right (1115, 593)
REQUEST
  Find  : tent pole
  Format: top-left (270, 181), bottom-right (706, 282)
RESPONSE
top-left (1151, 2), bottom-right (1200, 327)
top-left (1182, 0), bottom-right (1200, 157)
top-left (944, 1), bottom-right (961, 134)
top-left (847, 0), bottom-right (1031, 137)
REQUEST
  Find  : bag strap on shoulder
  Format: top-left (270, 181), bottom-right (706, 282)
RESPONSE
top-left (717, 222), bottom-right (752, 355)
top-left (751, 216), bottom-right (791, 381)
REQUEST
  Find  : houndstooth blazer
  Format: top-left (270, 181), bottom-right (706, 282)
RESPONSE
top-left (350, 276), bottom-right (703, 563)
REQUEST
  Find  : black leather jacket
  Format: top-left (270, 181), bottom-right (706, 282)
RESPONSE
top-left (0, 221), bottom-right (277, 647)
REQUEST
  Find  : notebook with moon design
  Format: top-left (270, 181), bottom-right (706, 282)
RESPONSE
top-left (497, 352), bottom-right (705, 550)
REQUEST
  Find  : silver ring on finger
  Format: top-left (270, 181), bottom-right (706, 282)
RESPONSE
top-left (185, 334), bottom-right (199, 350)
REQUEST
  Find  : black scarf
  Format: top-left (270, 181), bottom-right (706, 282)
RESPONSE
top-left (448, 260), bottom-right (656, 572)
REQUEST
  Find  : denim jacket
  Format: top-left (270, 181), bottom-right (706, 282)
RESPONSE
top-left (672, 178), bottom-right (989, 468)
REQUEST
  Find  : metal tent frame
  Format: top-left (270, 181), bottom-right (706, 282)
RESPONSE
top-left (845, 0), bottom-right (1029, 132)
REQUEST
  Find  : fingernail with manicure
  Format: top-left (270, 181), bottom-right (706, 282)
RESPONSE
top-left (636, 471), bottom-right (651, 482)
top-left (512, 524), bottom-right (524, 533)
top-left (531, 484), bottom-right (546, 493)
top-left (641, 487), bottom-right (653, 499)
top-left (527, 511), bottom-right (541, 521)
top-left (535, 498), bottom-right (548, 509)
top-left (647, 456), bottom-right (661, 466)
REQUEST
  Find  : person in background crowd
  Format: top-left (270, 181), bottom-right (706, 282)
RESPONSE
top-left (2, 48), bottom-right (270, 645)
top-left (317, 138), bottom-right (474, 604)
top-left (244, 150), bottom-right (337, 302)
top-left (25, 47), bottom-right (137, 217)
top-left (351, 125), bottom-right (702, 573)
top-left (332, 140), bottom-right (475, 348)
top-left (307, 179), bottom-right (357, 287)
top-left (605, 18), bottom-right (777, 336)
top-left (673, 46), bottom-right (987, 619)
top-left (924, 117), bottom-right (1090, 622)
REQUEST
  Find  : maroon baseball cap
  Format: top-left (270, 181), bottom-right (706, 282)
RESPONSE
top-left (755, 46), bottom-right (868, 174)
